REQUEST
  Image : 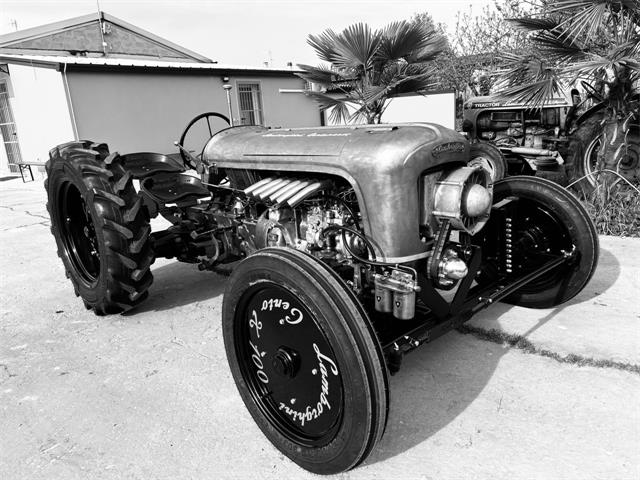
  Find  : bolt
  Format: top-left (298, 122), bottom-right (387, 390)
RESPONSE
top-left (311, 369), bottom-right (317, 375)
top-left (279, 319), bottom-right (284, 325)
top-left (290, 398), bottom-right (296, 405)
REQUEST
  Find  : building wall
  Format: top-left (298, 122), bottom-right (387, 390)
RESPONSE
top-left (66, 69), bottom-right (321, 155)
top-left (229, 76), bottom-right (321, 129)
top-left (381, 92), bottom-right (456, 130)
top-left (323, 92), bottom-right (456, 129)
top-left (1, 64), bottom-right (74, 171)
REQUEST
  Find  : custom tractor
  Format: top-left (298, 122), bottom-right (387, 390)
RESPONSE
top-left (45, 114), bottom-right (598, 474)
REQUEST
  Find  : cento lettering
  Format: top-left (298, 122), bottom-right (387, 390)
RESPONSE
top-left (261, 297), bottom-right (304, 325)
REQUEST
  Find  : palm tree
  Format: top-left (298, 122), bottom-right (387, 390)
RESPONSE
top-left (297, 21), bottom-right (446, 124)
top-left (495, 0), bottom-right (639, 190)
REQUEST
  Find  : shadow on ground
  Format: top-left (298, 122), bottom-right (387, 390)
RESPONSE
top-left (125, 260), bottom-right (228, 314)
top-left (125, 246), bottom-right (621, 466)
top-left (366, 245), bottom-right (621, 465)
top-left (0, 175), bottom-right (20, 182)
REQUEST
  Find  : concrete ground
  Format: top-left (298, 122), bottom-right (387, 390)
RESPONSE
top-left (1, 174), bottom-right (639, 480)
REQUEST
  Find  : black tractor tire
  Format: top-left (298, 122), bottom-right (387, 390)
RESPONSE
top-left (477, 176), bottom-right (599, 308)
top-left (222, 248), bottom-right (388, 475)
top-left (45, 140), bottom-right (154, 315)
top-left (566, 114), bottom-right (603, 193)
top-left (468, 142), bottom-right (507, 182)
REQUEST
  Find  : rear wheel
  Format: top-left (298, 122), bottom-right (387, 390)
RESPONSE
top-left (568, 117), bottom-right (639, 193)
top-left (45, 141), bottom-right (154, 314)
top-left (477, 176), bottom-right (599, 308)
top-left (222, 248), bottom-right (388, 474)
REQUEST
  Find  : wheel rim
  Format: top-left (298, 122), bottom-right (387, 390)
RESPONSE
top-left (234, 282), bottom-right (343, 446)
top-left (480, 194), bottom-right (575, 293)
top-left (469, 156), bottom-right (497, 181)
top-left (617, 138), bottom-right (639, 184)
top-left (504, 198), bottom-right (573, 292)
top-left (583, 136), bottom-right (600, 187)
top-left (583, 135), bottom-right (640, 186)
top-left (57, 182), bottom-right (100, 285)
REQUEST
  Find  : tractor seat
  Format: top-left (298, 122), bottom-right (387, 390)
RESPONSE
top-left (141, 172), bottom-right (210, 206)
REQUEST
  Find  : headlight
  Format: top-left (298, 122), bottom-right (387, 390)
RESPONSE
top-left (432, 165), bottom-right (493, 235)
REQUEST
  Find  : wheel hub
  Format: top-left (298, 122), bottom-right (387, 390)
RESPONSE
top-left (58, 182), bottom-right (100, 284)
top-left (235, 284), bottom-right (343, 445)
top-left (272, 347), bottom-right (300, 378)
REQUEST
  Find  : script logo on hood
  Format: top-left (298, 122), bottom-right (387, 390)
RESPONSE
top-left (432, 142), bottom-right (466, 157)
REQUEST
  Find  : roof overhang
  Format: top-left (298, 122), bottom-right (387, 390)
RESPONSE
top-left (0, 54), bottom-right (305, 76)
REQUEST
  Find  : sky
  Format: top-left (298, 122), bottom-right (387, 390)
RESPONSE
top-left (0, 0), bottom-right (493, 67)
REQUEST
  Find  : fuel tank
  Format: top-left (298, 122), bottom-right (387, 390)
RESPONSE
top-left (203, 123), bottom-right (469, 262)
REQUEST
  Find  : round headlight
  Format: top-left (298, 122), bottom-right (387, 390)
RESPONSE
top-left (464, 184), bottom-right (492, 217)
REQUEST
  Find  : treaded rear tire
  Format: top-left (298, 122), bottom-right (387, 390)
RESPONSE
top-left (45, 140), bottom-right (154, 315)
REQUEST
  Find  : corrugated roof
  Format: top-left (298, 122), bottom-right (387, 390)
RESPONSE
top-left (0, 53), bottom-right (302, 74)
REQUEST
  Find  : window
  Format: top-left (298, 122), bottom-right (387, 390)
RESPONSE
top-left (237, 82), bottom-right (264, 125)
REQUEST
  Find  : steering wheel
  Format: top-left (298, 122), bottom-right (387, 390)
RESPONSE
top-left (581, 81), bottom-right (604, 103)
top-left (178, 111), bottom-right (230, 166)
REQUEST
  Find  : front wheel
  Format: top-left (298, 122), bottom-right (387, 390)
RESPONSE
top-left (477, 176), bottom-right (599, 308)
top-left (222, 248), bottom-right (388, 474)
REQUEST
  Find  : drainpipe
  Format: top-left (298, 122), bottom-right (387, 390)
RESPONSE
top-left (223, 84), bottom-right (234, 126)
top-left (62, 63), bottom-right (79, 140)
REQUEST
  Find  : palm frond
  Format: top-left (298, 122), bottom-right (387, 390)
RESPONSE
top-left (304, 91), bottom-right (351, 111)
top-left (348, 103), bottom-right (374, 124)
top-left (610, 35), bottom-right (640, 60)
top-left (362, 69), bottom-right (436, 105)
top-left (331, 23), bottom-right (382, 70)
top-left (549, 0), bottom-right (639, 14)
top-left (549, 1), bottom-right (613, 44)
top-left (495, 78), bottom-right (564, 108)
top-left (497, 53), bottom-right (548, 86)
top-left (295, 64), bottom-right (335, 86)
top-left (532, 30), bottom-right (586, 63)
top-left (406, 34), bottom-right (448, 63)
top-left (507, 18), bottom-right (559, 31)
top-left (565, 55), bottom-right (640, 79)
top-left (361, 85), bottom-right (388, 105)
top-left (377, 21), bottom-right (435, 61)
top-left (328, 102), bottom-right (353, 125)
top-left (307, 29), bottom-right (340, 63)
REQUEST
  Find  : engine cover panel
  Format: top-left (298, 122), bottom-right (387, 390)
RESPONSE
top-left (203, 124), bottom-right (469, 262)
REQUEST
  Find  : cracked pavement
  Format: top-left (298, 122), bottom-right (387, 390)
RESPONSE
top-left (1, 175), bottom-right (639, 480)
